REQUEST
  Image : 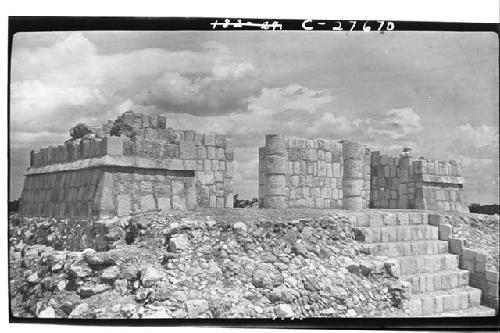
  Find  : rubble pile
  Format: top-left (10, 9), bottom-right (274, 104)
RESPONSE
top-left (9, 210), bottom-right (409, 319)
top-left (9, 215), bottom-right (124, 252)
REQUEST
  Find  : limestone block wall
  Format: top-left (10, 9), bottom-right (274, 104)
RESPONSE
top-left (459, 247), bottom-right (499, 311)
top-left (370, 153), bottom-right (417, 209)
top-left (20, 168), bottom-right (105, 218)
top-left (98, 167), bottom-right (196, 217)
top-left (430, 214), bottom-right (498, 312)
top-left (370, 152), bottom-right (468, 212)
top-left (19, 111), bottom-right (234, 219)
top-left (259, 134), bottom-right (370, 209)
top-left (120, 128), bottom-right (234, 209)
top-left (30, 137), bottom-right (113, 168)
top-left (413, 160), bottom-right (467, 212)
top-left (19, 167), bottom-right (196, 219)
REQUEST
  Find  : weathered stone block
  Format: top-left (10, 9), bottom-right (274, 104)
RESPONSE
top-left (157, 197), bottom-right (171, 210)
top-left (448, 238), bottom-right (465, 255)
top-left (332, 163), bottom-right (341, 178)
top-left (216, 148), bottom-right (225, 160)
top-left (196, 159), bottom-right (204, 171)
top-left (180, 141), bottom-right (196, 159)
top-left (116, 194), bottom-right (130, 216)
top-left (103, 136), bottom-right (125, 155)
top-left (475, 251), bottom-right (488, 263)
top-left (196, 146), bottom-right (207, 159)
top-left (487, 282), bottom-right (499, 297)
top-left (141, 195), bottom-right (155, 211)
top-left (203, 159), bottom-right (212, 171)
top-left (205, 172), bottom-right (215, 185)
top-left (206, 147), bottom-right (216, 160)
top-left (263, 155), bottom-right (287, 174)
top-left (158, 115), bottom-right (167, 128)
top-left (172, 195), bottom-right (186, 210)
top-left (214, 171), bottom-right (224, 182)
top-left (438, 224), bottom-right (452, 241)
top-left (171, 179), bottom-right (185, 195)
top-left (215, 134), bottom-right (226, 148)
top-left (409, 213), bottom-right (423, 225)
top-left (167, 159), bottom-right (184, 170)
top-left (184, 159), bottom-right (196, 170)
top-left (428, 214), bottom-right (442, 226)
top-left (485, 270), bottom-right (499, 283)
top-left (204, 134), bottom-right (216, 146)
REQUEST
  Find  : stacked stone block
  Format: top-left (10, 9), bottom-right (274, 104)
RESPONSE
top-left (429, 214), bottom-right (499, 312)
top-left (30, 137), bottom-right (113, 168)
top-left (351, 212), bottom-right (495, 316)
top-left (98, 168), bottom-right (196, 217)
top-left (370, 152), bottom-right (416, 209)
top-left (260, 134), bottom-right (288, 208)
top-left (259, 135), bottom-right (370, 209)
top-left (413, 159), bottom-right (467, 212)
top-left (370, 152), bottom-right (468, 212)
top-left (19, 111), bottom-right (234, 219)
top-left (19, 169), bottom-right (104, 218)
top-left (459, 248), bottom-right (499, 311)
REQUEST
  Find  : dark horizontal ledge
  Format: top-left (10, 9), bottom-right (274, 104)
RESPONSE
top-left (24, 155), bottom-right (196, 175)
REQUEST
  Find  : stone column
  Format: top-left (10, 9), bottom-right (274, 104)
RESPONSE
top-left (263, 134), bottom-right (288, 208)
top-left (342, 140), bottom-right (364, 210)
top-left (29, 150), bottom-right (35, 168)
top-left (362, 146), bottom-right (371, 208)
top-left (258, 147), bottom-right (266, 208)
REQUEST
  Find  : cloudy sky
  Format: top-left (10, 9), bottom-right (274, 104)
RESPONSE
top-left (9, 30), bottom-right (499, 204)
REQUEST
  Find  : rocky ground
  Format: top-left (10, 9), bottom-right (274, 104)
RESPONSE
top-left (9, 209), bottom-right (410, 319)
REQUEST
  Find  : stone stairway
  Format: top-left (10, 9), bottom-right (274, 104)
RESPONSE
top-left (352, 211), bottom-right (496, 317)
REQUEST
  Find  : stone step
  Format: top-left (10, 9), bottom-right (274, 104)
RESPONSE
top-left (407, 286), bottom-right (483, 316)
top-left (349, 212), bottom-right (429, 228)
top-left (353, 225), bottom-right (438, 243)
top-left (367, 240), bottom-right (448, 257)
top-left (395, 253), bottom-right (459, 275)
top-left (412, 305), bottom-right (496, 317)
top-left (401, 270), bottom-right (470, 293)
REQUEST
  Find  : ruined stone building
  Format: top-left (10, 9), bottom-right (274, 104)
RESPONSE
top-left (258, 134), bottom-right (468, 212)
top-left (18, 111), bottom-right (234, 219)
top-left (18, 111), bottom-right (468, 219)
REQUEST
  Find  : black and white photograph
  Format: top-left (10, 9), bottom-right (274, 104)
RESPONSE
top-left (5, 5), bottom-right (499, 329)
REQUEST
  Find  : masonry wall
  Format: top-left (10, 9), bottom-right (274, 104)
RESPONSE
top-left (259, 134), bottom-right (370, 209)
top-left (19, 168), bottom-right (105, 218)
top-left (430, 214), bottom-right (499, 312)
top-left (413, 160), bottom-right (468, 212)
top-left (20, 111), bottom-right (234, 219)
top-left (370, 153), bottom-right (417, 209)
top-left (19, 167), bottom-right (196, 219)
top-left (370, 152), bottom-right (468, 212)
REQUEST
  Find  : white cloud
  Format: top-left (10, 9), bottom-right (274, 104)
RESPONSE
top-left (364, 107), bottom-right (423, 140)
top-left (10, 32), bottom-right (263, 148)
top-left (134, 71), bottom-right (263, 115)
top-left (448, 124), bottom-right (499, 158)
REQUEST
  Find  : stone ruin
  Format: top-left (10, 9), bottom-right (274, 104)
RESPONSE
top-left (18, 111), bottom-right (468, 219)
top-left (259, 135), bottom-right (371, 210)
top-left (258, 134), bottom-right (468, 212)
top-left (18, 111), bottom-right (234, 219)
